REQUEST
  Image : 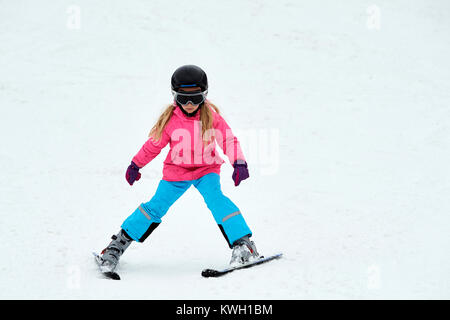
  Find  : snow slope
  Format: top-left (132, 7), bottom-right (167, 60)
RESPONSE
top-left (0, 0), bottom-right (449, 299)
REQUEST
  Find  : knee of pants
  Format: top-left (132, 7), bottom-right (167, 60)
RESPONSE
top-left (205, 194), bottom-right (239, 223)
top-left (199, 186), bottom-right (239, 223)
top-left (121, 204), bottom-right (161, 243)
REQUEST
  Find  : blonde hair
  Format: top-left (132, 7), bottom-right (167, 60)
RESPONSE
top-left (149, 101), bottom-right (220, 144)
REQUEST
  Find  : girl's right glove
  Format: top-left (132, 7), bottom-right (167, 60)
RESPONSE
top-left (232, 160), bottom-right (249, 186)
top-left (125, 161), bottom-right (141, 185)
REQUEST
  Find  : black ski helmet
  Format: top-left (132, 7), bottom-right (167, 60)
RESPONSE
top-left (171, 65), bottom-right (208, 92)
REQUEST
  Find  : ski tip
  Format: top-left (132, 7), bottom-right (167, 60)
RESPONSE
top-left (104, 272), bottom-right (121, 280)
top-left (201, 269), bottom-right (220, 278)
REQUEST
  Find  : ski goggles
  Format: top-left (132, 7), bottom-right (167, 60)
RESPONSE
top-left (172, 89), bottom-right (208, 106)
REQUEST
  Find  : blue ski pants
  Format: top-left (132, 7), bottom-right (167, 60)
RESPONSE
top-left (121, 173), bottom-right (252, 247)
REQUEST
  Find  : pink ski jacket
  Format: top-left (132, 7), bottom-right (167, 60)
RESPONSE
top-left (132, 102), bottom-right (245, 181)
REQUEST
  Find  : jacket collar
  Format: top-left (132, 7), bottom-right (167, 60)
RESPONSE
top-left (172, 102), bottom-right (201, 121)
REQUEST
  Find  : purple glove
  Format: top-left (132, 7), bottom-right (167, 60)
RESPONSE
top-left (232, 160), bottom-right (249, 186)
top-left (125, 161), bottom-right (141, 185)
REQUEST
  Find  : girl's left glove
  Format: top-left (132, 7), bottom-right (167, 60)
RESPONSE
top-left (232, 160), bottom-right (249, 186)
top-left (125, 161), bottom-right (141, 185)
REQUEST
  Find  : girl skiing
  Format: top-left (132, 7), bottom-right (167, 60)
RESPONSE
top-left (97, 65), bottom-right (259, 274)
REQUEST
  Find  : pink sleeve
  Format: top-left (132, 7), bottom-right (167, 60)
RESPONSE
top-left (214, 113), bottom-right (245, 164)
top-left (132, 130), bottom-right (170, 168)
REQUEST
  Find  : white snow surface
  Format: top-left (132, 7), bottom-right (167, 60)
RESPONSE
top-left (0, 0), bottom-right (449, 299)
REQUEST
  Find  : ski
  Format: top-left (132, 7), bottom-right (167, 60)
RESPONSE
top-left (92, 252), bottom-right (121, 280)
top-left (201, 253), bottom-right (283, 278)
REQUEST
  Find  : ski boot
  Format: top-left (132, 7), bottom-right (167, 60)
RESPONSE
top-left (99, 229), bottom-right (133, 273)
top-left (230, 235), bottom-right (260, 266)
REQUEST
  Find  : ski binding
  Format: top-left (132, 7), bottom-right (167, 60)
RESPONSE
top-left (92, 252), bottom-right (120, 280)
